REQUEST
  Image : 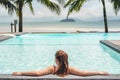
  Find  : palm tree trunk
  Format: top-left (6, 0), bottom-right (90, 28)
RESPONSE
top-left (18, 1), bottom-right (23, 32)
top-left (66, 12), bottom-right (69, 20)
top-left (101, 0), bottom-right (108, 33)
top-left (66, 15), bottom-right (68, 20)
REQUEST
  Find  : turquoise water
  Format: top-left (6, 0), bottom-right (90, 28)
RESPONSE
top-left (0, 33), bottom-right (120, 74)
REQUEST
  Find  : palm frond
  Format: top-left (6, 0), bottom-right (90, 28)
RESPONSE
top-left (15, 8), bottom-right (19, 17)
top-left (25, 0), bottom-right (34, 15)
top-left (13, 0), bottom-right (23, 17)
top-left (0, 0), bottom-right (15, 15)
top-left (37, 0), bottom-right (60, 15)
top-left (66, 0), bottom-right (86, 17)
top-left (13, 0), bottom-right (34, 16)
top-left (13, 0), bottom-right (23, 8)
top-left (110, 0), bottom-right (120, 14)
top-left (64, 0), bottom-right (74, 8)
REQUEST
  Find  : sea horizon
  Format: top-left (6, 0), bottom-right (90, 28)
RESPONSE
top-left (0, 19), bottom-right (120, 32)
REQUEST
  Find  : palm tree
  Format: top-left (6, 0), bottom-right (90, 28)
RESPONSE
top-left (15, 0), bottom-right (60, 32)
top-left (101, 0), bottom-right (108, 33)
top-left (12, 0), bottom-right (34, 32)
top-left (37, 0), bottom-right (60, 15)
top-left (110, 0), bottom-right (120, 15)
top-left (16, 0), bottom-right (61, 32)
top-left (65, 0), bottom-right (109, 33)
top-left (0, 0), bottom-right (34, 32)
top-left (1, 0), bottom-right (60, 32)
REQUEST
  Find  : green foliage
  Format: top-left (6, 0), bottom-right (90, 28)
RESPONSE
top-left (0, 0), bottom-right (60, 32)
top-left (0, 0), bottom-right (15, 15)
top-left (110, 0), bottom-right (120, 15)
top-left (37, 0), bottom-right (60, 15)
top-left (12, 0), bottom-right (34, 17)
top-left (1, 0), bottom-right (61, 16)
top-left (0, 0), bottom-right (34, 16)
top-left (65, 0), bottom-right (86, 18)
top-left (26, 0), bottom-right (34, 15)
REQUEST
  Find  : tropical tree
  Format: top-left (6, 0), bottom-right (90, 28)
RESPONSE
top-left (110, 0), bottom-right (120, 15)
top-left (0, 0), bottom-right (34, 32)
top-left (13, 0), bottom-right (34, 32)
top-left (65, 0), bottom-right (109, 33)
top-left (1, 0), bottom-right (60, 32)
top-left (16, 0), bottom-right (61, 32)
top-left (101, 0), bottom-right (108, 33)
top-left (37, 0), bottom-right (60, 15)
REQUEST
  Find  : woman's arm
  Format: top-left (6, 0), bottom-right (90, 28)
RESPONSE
top-left (12, 66), bottom-right (54, 76)
top-left (69, 67), bottom-right (109, 76)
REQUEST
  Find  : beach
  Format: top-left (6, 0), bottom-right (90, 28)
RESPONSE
top-left (23, 27), bottom-right (120, 33)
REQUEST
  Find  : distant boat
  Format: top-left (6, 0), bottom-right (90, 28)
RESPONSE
top-left (60, 18), bottom-right (75, 22)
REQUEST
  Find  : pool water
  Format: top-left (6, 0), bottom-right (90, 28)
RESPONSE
top-left (0, 33), bottom-right (120, 74)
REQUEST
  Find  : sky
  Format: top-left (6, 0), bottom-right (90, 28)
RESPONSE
top-left (0, 0), bottom-right (120, 22)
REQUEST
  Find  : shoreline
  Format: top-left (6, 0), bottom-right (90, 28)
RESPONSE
top-left (0, 26), bottom-right (120, 33)
top-left (1, 27), bottom-right (120, 33)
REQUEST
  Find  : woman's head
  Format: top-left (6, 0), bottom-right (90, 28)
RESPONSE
top-left (55, 50), bottom-right (69, 75)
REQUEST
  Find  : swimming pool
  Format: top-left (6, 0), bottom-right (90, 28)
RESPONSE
top-left (0, 33), bottom-right (120, 74)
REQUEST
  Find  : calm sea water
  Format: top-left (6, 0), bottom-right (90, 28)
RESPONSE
top-left (0, 20), bottom-right (120, 32)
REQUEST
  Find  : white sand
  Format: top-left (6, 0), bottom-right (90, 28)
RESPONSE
top-left (1, 26), bottom-right (120, 33)
top-left (23, 27), bottom-right (120, 32)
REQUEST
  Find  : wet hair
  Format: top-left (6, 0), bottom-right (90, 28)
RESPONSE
top-left (54, 50), bottom-right (69, 75)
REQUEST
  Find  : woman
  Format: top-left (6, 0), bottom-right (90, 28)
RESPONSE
top-left (12, 50), bottom-right (109, 77)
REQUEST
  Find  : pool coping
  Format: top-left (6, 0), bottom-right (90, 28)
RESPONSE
top-left (0, 36), bottom-right (13, 42)
top-left (100, 40), bottom-right (120, 53)
top-left (0, 32), bottom-right (27, 42)
top-left (0, 74), bottom-right (120, 80)
top-left (0, 32), bottom-right (27, 36)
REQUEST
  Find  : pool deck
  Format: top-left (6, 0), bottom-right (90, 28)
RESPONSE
top-left (0, 74), bottom-right (120, 80)
top-left (100, 40), bottom-right (120, 53)
top-left (0, 32), bottom-right (27, 42)
top-left (0, 36), bottom-right (13, 42)
top-left (0, 32), bottom-right (27, 36)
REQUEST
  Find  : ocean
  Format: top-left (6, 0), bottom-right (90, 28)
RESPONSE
top-left (0, 20), bottom-right (120, 32)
